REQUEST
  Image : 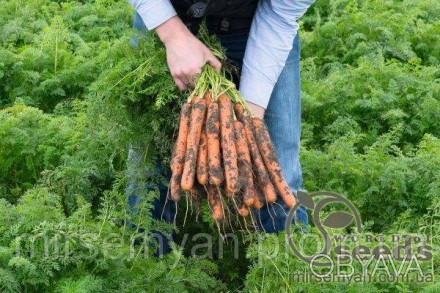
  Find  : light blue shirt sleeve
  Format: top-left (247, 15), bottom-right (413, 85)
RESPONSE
top-left (129, 0), bottom-right (177, 30)
top-left (239, 0), bottom-right (315, 109)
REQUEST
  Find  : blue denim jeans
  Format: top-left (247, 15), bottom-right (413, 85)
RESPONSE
top-left (128, 13), bottom-right (308, 237)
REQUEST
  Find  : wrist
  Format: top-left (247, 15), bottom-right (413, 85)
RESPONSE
top-left (155, 16), bottom-right (191, 46)
top-left (247, 102), bottom-right (265, 119)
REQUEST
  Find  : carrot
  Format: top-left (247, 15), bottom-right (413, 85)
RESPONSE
top-left (170, 103), bottom-right (191, 201)
top-left (218, 94), bottom-right (238, 194)
top-left (171, 103), bottom-right (191, 171)
top-left (206, 103), bottom-right (224, 186)
top-left (170, 175), bottom-right (182, 202)
top-left (197, 132), bottom-right (208, 185)
top-left (238, 205), bottom-right (249, 217)
top-left (234, 103), bottom-right (246, 121)
top-left (252, 187), bottom-right (264, 209)
top-left (233, 121), bottom-right (254, 206)
top-left (252, 118), bottom-right (296, 207)
top-left (181, 97), bottom-right (207, 191)
top-left (235, 107), bottom-right (276, 203)
top-left (204, 90), bottom-right (212, 105)
top-left (208, 184), bottom-right (224, 221)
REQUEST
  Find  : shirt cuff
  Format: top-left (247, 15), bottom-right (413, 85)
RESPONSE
top-left (239, 73), bottom-right (274, 109)
top-left (137, 0), bottom-right (177, 30)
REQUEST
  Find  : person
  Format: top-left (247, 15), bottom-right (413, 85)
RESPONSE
top-left (127, 0), bottom-right (314, 253)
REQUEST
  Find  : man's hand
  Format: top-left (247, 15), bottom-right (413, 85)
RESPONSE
top-left (156, 16), bottom-right (222, 91)
top-left (248, 102), bottom-right (265, 119)
top-left (156, 17), bottom-right (264, 118)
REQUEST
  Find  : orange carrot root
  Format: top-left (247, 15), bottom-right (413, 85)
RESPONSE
top-left (181, 97), bottom-right (207, 191)
top-left (170, 103), bottom-right (191, 201)
top-left (235, 108), bottom-right (276, 203)
top-left (238, 205), bottom-right (249, 217)
top-left (170, 175), bottom-right (182, 202)
top-left (197, 132), bottom-right (208, 185)
top-left (218, 94), bottom-right (238, 194)
top-left (233, 121), bottom-right (254, 206)
top-left (233, 103), bottom-right (245, 121)
top-left (206, 102), bottom-right (224, 186)
top-left (208, 184), bottom-right (224, 221)
top-left (204, 90), bottom-right (212, 104)
top-left (252, 118), bottom-right (296, 207)
top-left (252, 187), bottom-right (264, 209)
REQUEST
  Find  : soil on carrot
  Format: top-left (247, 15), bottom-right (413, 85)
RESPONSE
top-left (209, 166), bottom-right (224, 182)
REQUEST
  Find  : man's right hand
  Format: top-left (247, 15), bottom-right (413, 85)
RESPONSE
top-left (156, 16), bottom-right (222, 91)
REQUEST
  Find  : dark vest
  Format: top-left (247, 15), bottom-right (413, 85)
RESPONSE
top-left (170, 0), bottom-right (258, 33)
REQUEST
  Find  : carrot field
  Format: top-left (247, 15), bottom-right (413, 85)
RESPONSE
top-left (1, 0), bottom-right (439, 292)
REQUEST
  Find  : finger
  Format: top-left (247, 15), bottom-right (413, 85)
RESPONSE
top-left (188, 78), bottom-right (196, 88)
top-left (181, 75), bottom-right (194, 88)
top-left (188, 68), bottom-right (202, 87)
top-left (206, 54), bottom-right (222, 72)
top-left (173, 76), bottom-right (187, 91)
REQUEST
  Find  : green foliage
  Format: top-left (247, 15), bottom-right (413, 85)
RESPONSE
top-left (302, 0), bottom-right (440, 67)
top-left (302, 57), bottom-right (440, 150)
top-left (0, 105), bottom-right (74, 201)
top-left (301, 0), bottom-right (440, 151)
top-left (0, 187), bottom-right (225, 292)
top-left (301, 130), bottom-right (440, 232)
top-left (0, 0), bottom-right (132, 111)
top-left (297, 0), bottom-right (440, 234)
top-left (0, 1), bottom-right (226, 291)
top-left (0, 103), bottom-right (126, 212)
top-left (1, 0), bottom-right (440, 291)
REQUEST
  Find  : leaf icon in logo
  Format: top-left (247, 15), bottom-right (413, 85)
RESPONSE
top-left (323, 211), bottom-right (354, 229)
top-left (296, 191), bottom-right (314, 210)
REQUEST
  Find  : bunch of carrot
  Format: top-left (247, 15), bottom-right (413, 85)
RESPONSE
top-left (169, 65), bottom-right (297, 223)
